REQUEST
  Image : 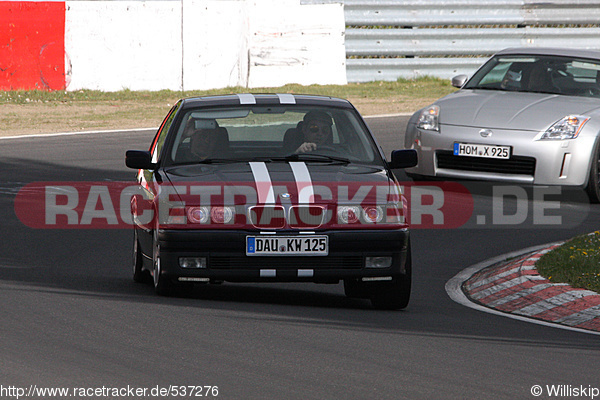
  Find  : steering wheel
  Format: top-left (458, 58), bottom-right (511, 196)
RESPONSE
top-left (315, 145), bottom-right (340, 153)
top-left (316, 144), bottom-right (354, 157)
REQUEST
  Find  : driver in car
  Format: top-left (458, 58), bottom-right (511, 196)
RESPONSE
top-left (294, 111), bottom-right (333, 153)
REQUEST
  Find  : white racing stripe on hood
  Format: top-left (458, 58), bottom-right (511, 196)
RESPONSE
top-left (249, 162), bottom-right (275, 204)
top-left (289, 162), bottom-right (314, 204)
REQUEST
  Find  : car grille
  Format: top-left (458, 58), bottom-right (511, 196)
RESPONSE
top-left (436, 151), bottom-right (536, 176)
top-left (209, 255), bottom-right (364, 269)
top-left (248, 205), bottom-right (326, 229)
top-left (247, 205), bottom-right (286, 229)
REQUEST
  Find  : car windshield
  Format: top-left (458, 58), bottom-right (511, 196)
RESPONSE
top-left (463, 54), bottom-right (600, 98)
top-left (167, 106), bottom-right (381, 166)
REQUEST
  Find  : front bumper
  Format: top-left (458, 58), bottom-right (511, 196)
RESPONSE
top-left (156, 229), bottom-right (410, 283)
top-left (406, 124), bottom-right (597, 187)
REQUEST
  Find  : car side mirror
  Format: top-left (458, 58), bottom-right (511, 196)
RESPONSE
top-left (389, 149), bottom-right (418, 169)
top-left (451, 74), bottom-right (469, 88)
top-left (126, 150), bottom-right (156, 170)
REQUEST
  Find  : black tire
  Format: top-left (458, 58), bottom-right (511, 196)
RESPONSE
top-left (132, 229), bottom-right (151, 283)
top-left (152, 229), bottom-right (175, 296)
top-left (585, 142), bottom-right (600, 203)
top-left (369, 242), bottom-right (412, 310)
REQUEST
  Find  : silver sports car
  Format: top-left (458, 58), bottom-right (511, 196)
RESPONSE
top-left (404, 47), bottom-right (600, 202)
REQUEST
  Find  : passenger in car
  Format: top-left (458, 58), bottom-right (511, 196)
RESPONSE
top-left (179, 119), bottom-right (229, 162)
top-left (283, 111), bottom-right (333, 153)
top-left (190, 129), bottom-right (218, 160)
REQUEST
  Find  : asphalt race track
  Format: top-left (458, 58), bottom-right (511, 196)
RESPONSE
top-left (1, 116), bottom-right (599, 399)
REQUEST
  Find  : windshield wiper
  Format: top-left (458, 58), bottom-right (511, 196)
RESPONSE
top-left (195, 158), bottom-right (249, 164)
top-left (256, 154), bottom-right (351, 164)
top-left (465, 86), bottom-right (499, 91)
top-left (291, 153), bottom-right (351, 164)
top-left (176, 155), bottom-right (352, 165)
top-left (527, 90), bottom-right (559, 95)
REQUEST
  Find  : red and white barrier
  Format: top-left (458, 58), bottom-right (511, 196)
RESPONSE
top-left (0, 1), bottom-right (66, 90)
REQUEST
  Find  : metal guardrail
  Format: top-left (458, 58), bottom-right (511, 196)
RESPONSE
top-left (346, 57), bottom-right (489, 81)
top-left (303, 0), bottom-right (600, 82)
top-left (346, 27), bottom-right (600, 57)
top-left (342, 0), bottom-right (600, 27)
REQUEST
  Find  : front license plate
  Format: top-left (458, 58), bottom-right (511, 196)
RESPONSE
top-left (246, 236), bottom-right (328, 256)
top-left (453, 142), bottom-right (511, 159)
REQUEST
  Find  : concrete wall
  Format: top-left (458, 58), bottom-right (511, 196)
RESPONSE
top-left (2, 0), bottom-right (347, 91)
top-left (245, 0), bottom-right (346, 88)
top-left (65, 1), bottom-right (183, 91)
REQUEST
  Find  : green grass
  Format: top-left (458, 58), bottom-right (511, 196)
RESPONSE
top-left (536, 232), bottom-right (600, 293)
top-left (0, 77), bottom-right (455, 105)
top-left (0, 77), bottom-right (457, 134)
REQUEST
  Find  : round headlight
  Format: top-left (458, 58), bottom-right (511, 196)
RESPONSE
top-left (211, 206), bottom-right (234, 224)
top-left (337, 206), bottom-right (361, 224)
top-left (363, 206), bottom-right (384, 223)
top-left (187, 206), bottom-right (209, 224)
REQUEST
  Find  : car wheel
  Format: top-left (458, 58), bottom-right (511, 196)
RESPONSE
top-left (152, 229), bottom-right (175, 296)
top-left (369, 242), bottom-right (412, 310)
top-left (132, 229), bottom-right (150, 283)
top-left (585, 141), bottom-right (600, 203)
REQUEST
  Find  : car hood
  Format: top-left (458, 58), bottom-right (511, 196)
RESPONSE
top-left (436, 90), bottom-right (600, 130)
top-left (163, 162), bottom-right (395, 204)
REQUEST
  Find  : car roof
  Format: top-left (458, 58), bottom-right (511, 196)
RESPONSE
top-left (180, 93), bottom-right (355, 110)
top-left (494, 47), bottom-right (600, 60)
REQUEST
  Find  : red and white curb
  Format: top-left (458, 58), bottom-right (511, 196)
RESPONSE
top-left (446, 242), bottom-right (600, 336)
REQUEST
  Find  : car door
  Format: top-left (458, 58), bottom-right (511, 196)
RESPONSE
top-left (135, 101), bottom-right (181, 256)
